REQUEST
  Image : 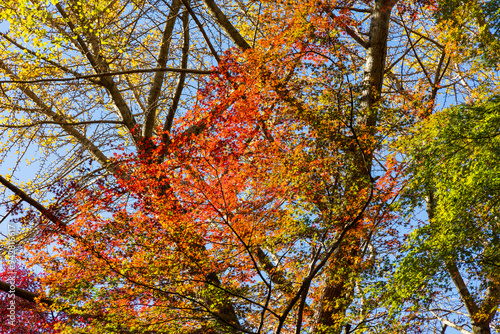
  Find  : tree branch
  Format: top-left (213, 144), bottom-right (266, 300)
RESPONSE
top-left (401, 17), bottom-right (433, 86)
top-left (201, 0), bottom-right (251, 50)
top-left (479, 278), bottom-right (500, 323)
top-left (0, 60), bottom-right (114, 174)
top-left (163, 6), bottom-right (190, 143)
top-left (446, 262), bottom-right (479, 318)
top-left (0, 68), bottom-right (213, 84)
top-left (0, 32), bottom-right (100, 85)
top-left (430, 311), bottom-right (472, 334)
top-left (324, 9), bottom-right (369, 49)
top-left (180, 0), bottom-right (221, 62)
top-left (0, 120), bottom-right (124, 129)
top-left (391, 17), bottom-right (445, 49)
top-left (0, 175), bottom-right (63, 229)
top-left (55, 3), bottom-right (139, 143)
top-left (0, 279), bottom-right (53, 305)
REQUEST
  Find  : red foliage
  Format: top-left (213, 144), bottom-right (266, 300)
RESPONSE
top-left (0, 263), bottom-right (64, 334)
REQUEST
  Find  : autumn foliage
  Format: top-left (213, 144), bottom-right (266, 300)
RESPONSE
top-left (11, 50), bottom-right (390, 332)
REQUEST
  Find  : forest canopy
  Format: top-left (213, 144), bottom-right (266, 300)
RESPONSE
top-left (0, 0), bottom-right (499, 333)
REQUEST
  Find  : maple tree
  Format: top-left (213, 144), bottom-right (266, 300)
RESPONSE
top-left (384, 2), bottom-right (500, 333)
top-left (391, 96), bottom-right (500, 334)
top-left (0, 0), bottom-right (499, 333)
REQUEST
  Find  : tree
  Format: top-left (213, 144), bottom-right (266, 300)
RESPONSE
top-left (435, 0), bottom-right (500, 68)
top-left (0, 0), bottom-right (497, 333)
top-left (392, 96), bottom-right (500, 334)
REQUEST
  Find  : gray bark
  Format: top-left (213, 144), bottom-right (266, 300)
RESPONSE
top-left (201, 0), bottom-right (251, 50)
top-left (426, 190), bottom-right (497, 334)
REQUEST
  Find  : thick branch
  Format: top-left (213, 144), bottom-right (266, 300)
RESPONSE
top-left (426, 191), bottom-right (480, 322)
top-left (430, 311), bottom-right (472, 334)
top-left (447, 261), bottom-right (479, 318)
top-left (0, 279), bottom-right (53, 305)
top-left (280, 185), bottom-right (374, 334)
top-left (55, 3), bottom-right (138, 143)
top-left (479, 279), bottom-right (500, 324)
top-left (181, 0), bottom-right (221, 62)
top-left (201, 0), bottom-right (251, 50)
top-left (325, 10), bottom-right (369, 49)
top-left (0, 68), bottom-right (212, 84)
top-left (0, 175), bottom-right (64, 229)
top-left (359, 0), bottom-right (395, 124)
top-left (205, 272), bottom-right (243, 333)
top-left (255, 247), bottom-right (293, 293)
top-left (312, 2), bottom-right (395, 332)
top-left (163, 6), bottom-right (190, 140)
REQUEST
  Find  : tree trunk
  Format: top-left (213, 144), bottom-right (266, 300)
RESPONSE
top-left (311, 244), bottom-right (358, 334)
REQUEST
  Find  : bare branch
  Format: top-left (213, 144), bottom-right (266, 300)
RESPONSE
top-left (324, 9), bottom-right (369, 49)
top-left (0, 175), bottom-right (63, 228)
top-left (163, 6), bottom-right (190, 142)
top-left (401, 18), bottom-right (433, 86)
top-left (0, 32), bottom-right (100, 85)
top-left (391, 17), bottom-right (445, 49)
top-left (55, 3), bottom-right (138, 142)
top-left (0, 120), bottom-right (124, 128)
top-left (0, 60), bottom-right (114, 173)
top-left (180, 0), bottom-right (221, 63)
top-left (430, 311), bottom-right (472, 334)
